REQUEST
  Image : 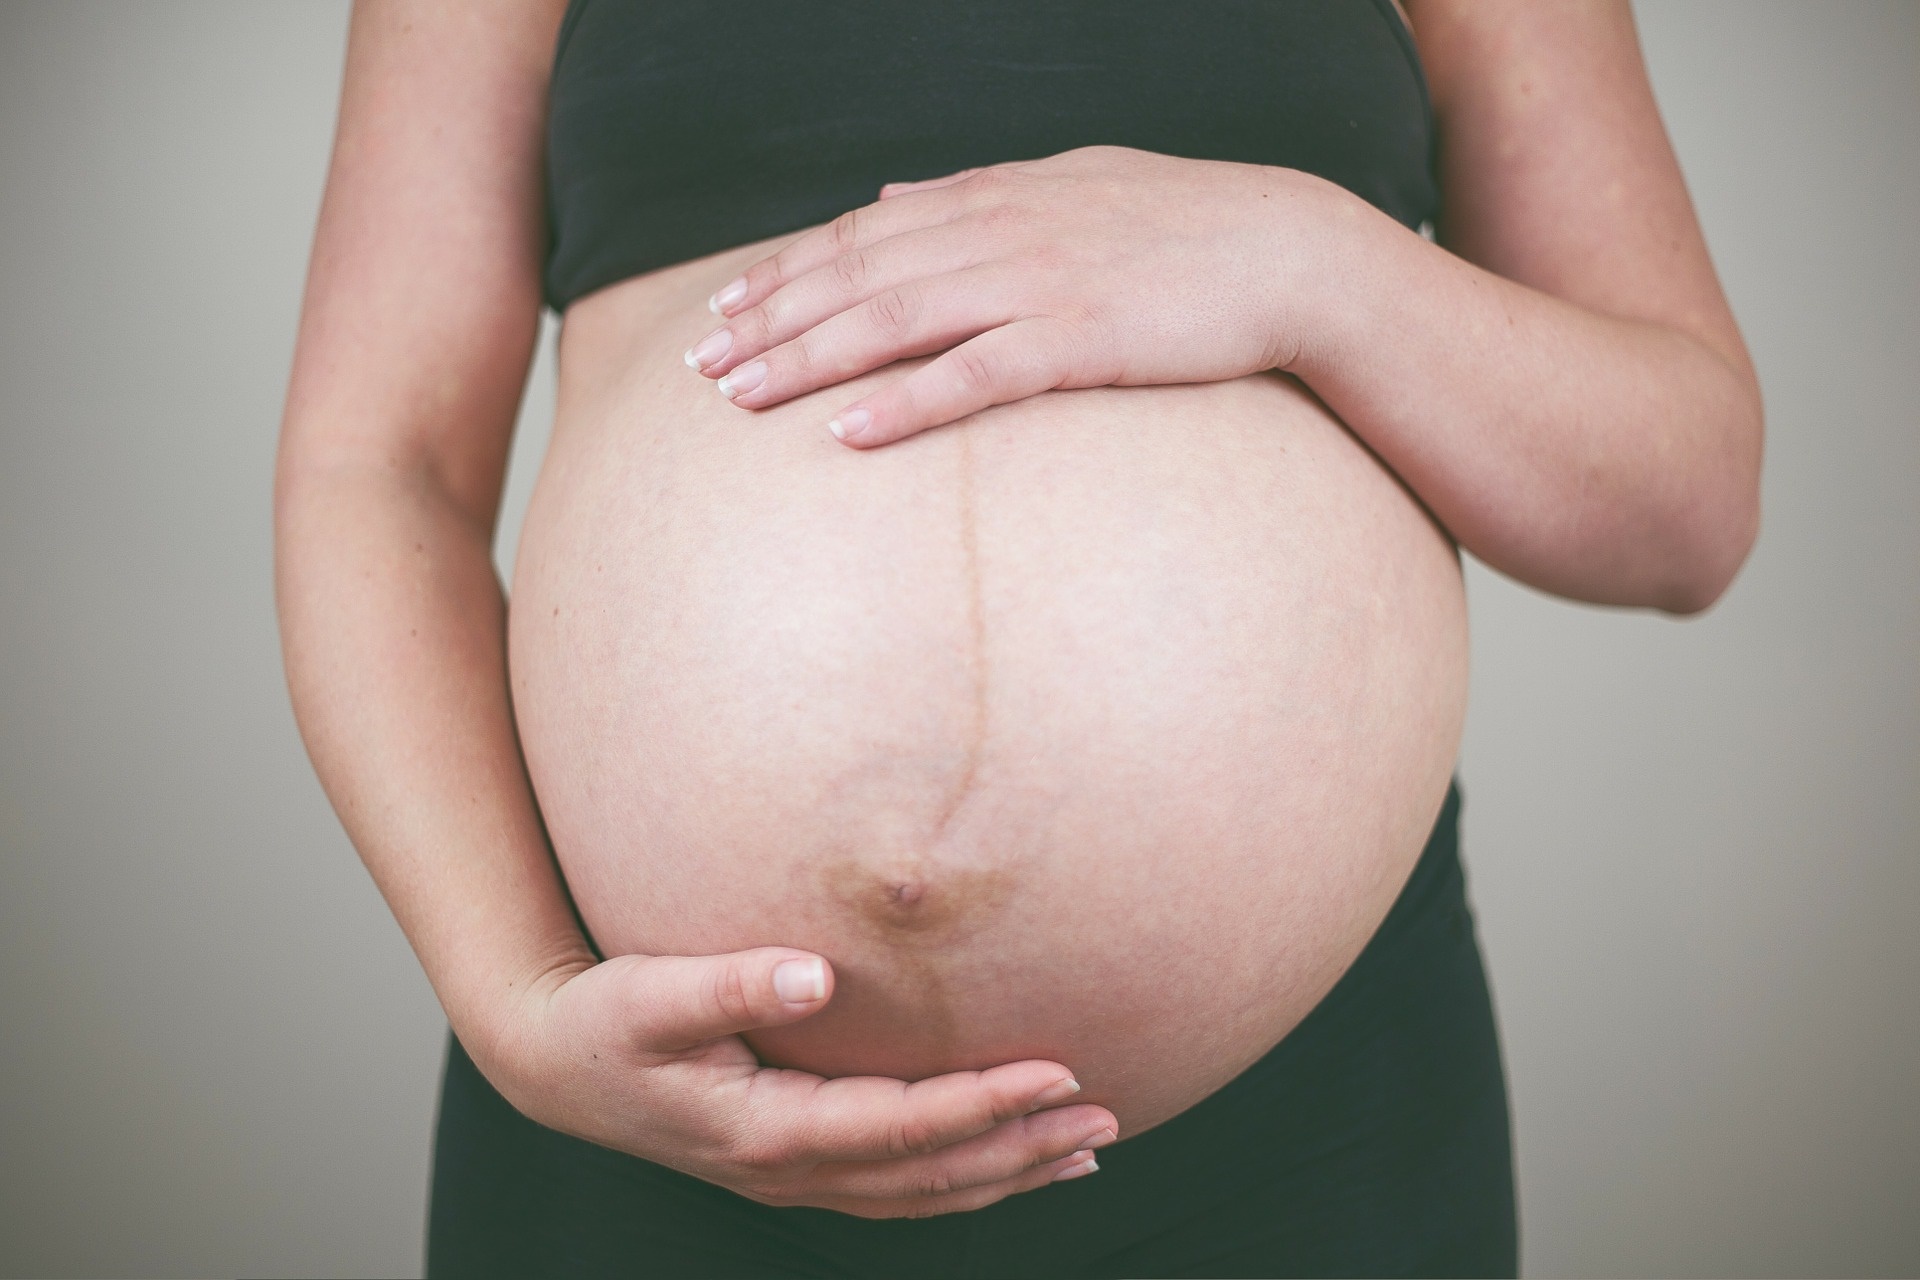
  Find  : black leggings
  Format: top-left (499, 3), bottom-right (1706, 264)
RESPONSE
top-left (427, 783), bottom-right (1515, 1278)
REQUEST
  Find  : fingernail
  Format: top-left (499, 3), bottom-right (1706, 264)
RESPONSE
top-left (1052, 1155), bottom-right (1099, 1182)
top-left (826, 407), bottom-right (871, 441)
top-left (717, 360), bottom-right (766, 400)
top-left (708, 277), bottom-right (748, 314)
top-left (1027, 1077), bottom-right (1080, 1110)
top-left (683, 328), bottom-right (732, 371)
top-left (773, 957), bottom-right (826, 1003)
top-left (1080, 1127), bottom-right (1118, 1150)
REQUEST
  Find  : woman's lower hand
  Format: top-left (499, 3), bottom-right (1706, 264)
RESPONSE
top-left (683, 144), bottom-right (1352, 448)
top-left (469, 948), bottom-right (1117, 1219)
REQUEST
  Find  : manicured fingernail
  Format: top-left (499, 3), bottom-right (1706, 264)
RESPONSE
top-left (717, 360), bottom-right (766, 399)
top-left (1028, 1077), bottom-right (1080, 1110)
top-left (683, 327), bottom-right (732, 371)
top-left (1052, 1155), bottom-right (1099, 1182)
top-left (1080, 1128), bottom-right (1118, 1150)
top-left (826, 407), bottom-right (871, 441)
top-left (708, 277), bottom-right (747, 314)
top-left (773, 957), bottom-right (826, 1003)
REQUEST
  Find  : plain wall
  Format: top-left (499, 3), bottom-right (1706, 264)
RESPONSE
top-left (0, 2), bottom-right (1913, 1275)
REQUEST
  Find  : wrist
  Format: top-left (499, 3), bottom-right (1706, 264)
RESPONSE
top-left (434, 928), bottom-right (599, 1075)
top-left (1269, 175), bottom-right (1410, 379)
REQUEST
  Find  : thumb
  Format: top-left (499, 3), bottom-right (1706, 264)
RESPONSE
top-left (627, 948), bottom-right (835, 1054)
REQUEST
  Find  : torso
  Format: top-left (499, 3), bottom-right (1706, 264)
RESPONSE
top-left (508, 231), bottom-right (1468, 1136)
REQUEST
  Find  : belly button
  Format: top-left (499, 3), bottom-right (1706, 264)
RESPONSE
top-left (819, 860), bottom-right (1014, 941)
top-left (870, 877), bottom-right (949, 933)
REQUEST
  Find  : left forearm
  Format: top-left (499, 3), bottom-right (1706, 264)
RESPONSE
top-left (1285, 192), bottom-right (1762, 614)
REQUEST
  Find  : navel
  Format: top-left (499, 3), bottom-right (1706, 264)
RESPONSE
top-left (818, 858), bottom-right (1016, 944)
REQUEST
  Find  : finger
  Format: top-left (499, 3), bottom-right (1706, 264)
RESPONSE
top-left (808, 1148), bottom-right (1103, 1220)
top-left (736, 1056), bottom-right (1088, 1168)
top-left (801, 1101), bottom-right (1118, 1201)
top-left (878, 167), bottom-right (986, 199)
top-left (714, 266), bottom-right (1023, 412)
top-left (689, 224), bottom-right (986, 381)
top-left (624, 949), bottom-right (835, 1055)
top-left (714, 191), bottom-right (964, 319)
top-left (826, 315), bottom-right (1095, 448)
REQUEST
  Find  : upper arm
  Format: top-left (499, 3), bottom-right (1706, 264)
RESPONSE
top-left (1406, 0), bottom-right (1758, 391)
top-left (278, 0), bottom-right (568, 527)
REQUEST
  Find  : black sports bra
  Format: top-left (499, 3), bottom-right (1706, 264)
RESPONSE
top-left (541, 0), bottom-right (1435, 315)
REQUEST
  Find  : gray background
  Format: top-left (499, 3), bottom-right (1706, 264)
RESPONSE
top-left (1, 1), bottom-right (1914, 1275)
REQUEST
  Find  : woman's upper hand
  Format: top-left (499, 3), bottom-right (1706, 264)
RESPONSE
top-left (684, 145), bottom-right (1350, 448)
top-left (471, 947), bottom-right (1117, 1219)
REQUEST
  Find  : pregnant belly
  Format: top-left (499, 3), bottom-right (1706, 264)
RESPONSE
top-left (509, 240), bottom-right (1468, 1136)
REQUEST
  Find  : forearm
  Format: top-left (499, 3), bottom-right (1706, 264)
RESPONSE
top-left (1287, 188), bottom-right (1762, 613)
top-left (274, 460), bottom-right (596, 1055)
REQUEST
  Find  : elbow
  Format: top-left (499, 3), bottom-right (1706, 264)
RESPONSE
top-left (1652, 400), bottom-right (1765, 617)
top-left (1654, 487), bottom-right (1759, 616)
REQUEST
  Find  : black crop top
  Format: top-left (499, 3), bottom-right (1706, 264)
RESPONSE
top-left (541, 0), bottom-right (1436, 315)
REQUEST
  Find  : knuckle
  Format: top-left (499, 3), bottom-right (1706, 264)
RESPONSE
top-left (703, 962), bottom-right (757, 1028)
top-left (785, 332), bottom-right (821, 379)
top-left (966, 164), bottom-right (1012, 194)
top-left (1051, 312), bottom-right (1115, 384)
top-left (1049, 297), bottom-right (1100, 332)
top-left (976, 201), bottom-right (1026, 236)
top-left (830, 247), bottom-right (872, 294)
top-left (866, 287), bottom-right (919, 340)
top-left (880, 1113), bottom-right (934, 1160)
top-left (744, 1179), bottom-right (801, 1207)
top-left (754, 291), bottom-right (792, 342)
top-left (759, 252), bottom-right (797, 293)
top-left (1032, 317), bottom-right (1082, 377)
top-left (1019, 239), bottom-right (1066, 273)
top-left (731, 1134), bottom-right (792, 1175)
top-left (828, 207), bottom-right (865, 252)
top-left (744, 1184), bottom-right (816, 1212)
top-left (908, 1167), bottom-right (960, 1199)
top-left (726, 314), bottom-right (765, 356)
top-left (900, 1112), bottom-right (953, 1159)
top-left (950, 344), bottom-right (999, 393)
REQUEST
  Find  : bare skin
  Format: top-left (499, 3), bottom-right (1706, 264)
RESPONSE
top-left (511, 246), bottom-right (1467, 1133)
top-left (274, 0), bottom-right (1758, 1222)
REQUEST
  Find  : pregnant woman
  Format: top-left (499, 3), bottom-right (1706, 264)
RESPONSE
top-left (275, 1), bottom-right (1761, 1275)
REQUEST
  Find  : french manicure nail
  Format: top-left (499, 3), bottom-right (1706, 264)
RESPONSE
top-left (773, 957), bottom-right (826, 1003)
top-left (1080, 1128), bottom-right (1118, 1150)
top-left (826, 407), bottom-right (871, 441)
top-left (683, 328), bottom-right (733, 371)
top-left (717, 360), bottom-right (766, 399)
top-left (1027, 1077), bottom-right (1081, 1110)
top-left (708, 277), bottom-right (748, 314)
top-left (1052, 1155), bottom-right (1099, 1182)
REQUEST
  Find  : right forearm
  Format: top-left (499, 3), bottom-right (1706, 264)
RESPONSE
top-left (274, 459), bottom-right (595, 1053)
